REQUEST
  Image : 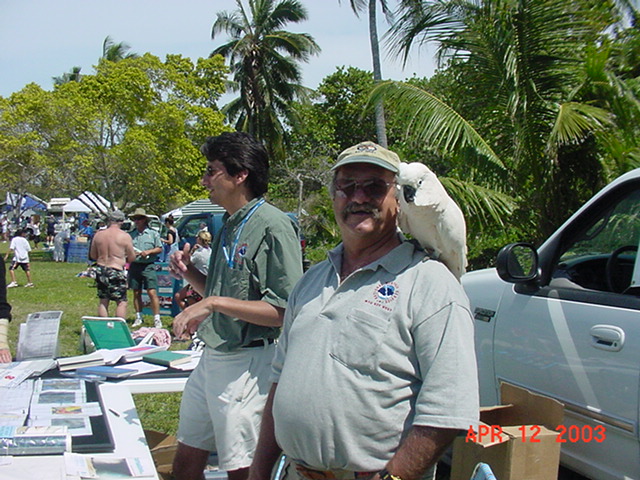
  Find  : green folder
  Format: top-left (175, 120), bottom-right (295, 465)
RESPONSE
top-left (82, 319), bottom-right (136, 350)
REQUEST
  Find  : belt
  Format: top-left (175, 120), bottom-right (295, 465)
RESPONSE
top-left (241, 338), bottom-right (275, 348)
top-left (294, 463), bottom-right (377, 480)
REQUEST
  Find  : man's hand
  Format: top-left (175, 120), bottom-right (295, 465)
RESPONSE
top-left (169, 243), bottom-right (192, 279)
top-left (172, 297), bottom-right (214, 340)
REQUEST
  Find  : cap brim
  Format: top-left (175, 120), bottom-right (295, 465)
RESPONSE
top-left (331, 155), bottom-right (398, 173)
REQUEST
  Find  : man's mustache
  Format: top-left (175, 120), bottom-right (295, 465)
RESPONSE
top-left (341, 203), bottom-right (381, 220)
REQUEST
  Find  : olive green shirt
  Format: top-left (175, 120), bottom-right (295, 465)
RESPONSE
top-left (197, 197), bottom-right (304, 351)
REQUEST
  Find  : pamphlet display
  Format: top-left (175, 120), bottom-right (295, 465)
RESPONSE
top-left (0, 377), bottom-right (115, 455)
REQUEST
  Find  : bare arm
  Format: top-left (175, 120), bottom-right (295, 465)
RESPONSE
top-left (89, 235), bottom-right (98, 261)
top-left (172, 295), bottom-right (284, 340)
top-left (124, 237), bottom-right (137, 264)
top-left (376, 426), bottom-right (459, 480)
top-left (248, 383), bottom-right (282, 480)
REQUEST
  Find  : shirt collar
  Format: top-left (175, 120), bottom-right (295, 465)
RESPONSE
top-left (328, 235), bottom-right (419, 277)
top-left (223, 197), bottom-right (263, 227)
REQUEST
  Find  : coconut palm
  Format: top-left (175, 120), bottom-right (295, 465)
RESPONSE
top-left (53, 66), bottom-right (83, 86)
top-left (53, 37), bottom-right (137, 87)
top-left (101, 36), bottom-right (138, 62)
top-left (211, 0), bottom-right (320, 161)
top-left (377, 0), bottom-right (637, 239)
top-left (339, 0), bottom-right (394, 147)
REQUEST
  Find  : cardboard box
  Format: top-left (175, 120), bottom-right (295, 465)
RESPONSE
top-left (144, 429), bottom-right (178, 480)
top-left (450, 383), bottom-right (564, 480)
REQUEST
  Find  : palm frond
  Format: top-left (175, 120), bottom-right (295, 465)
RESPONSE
top-left (370, 80), bottom-right (504, 170)
top-left (441, 176), bottom-right (517, 229)
top-left (549, 102), bottom-right (614, 146)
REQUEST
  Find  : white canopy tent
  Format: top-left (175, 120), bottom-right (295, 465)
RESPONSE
top-left (162, 199), bottom-right (224, 220)
top-left (62, 199), bottom-right (92, 213)
top-left (63, 192), bottom-right (112, 215)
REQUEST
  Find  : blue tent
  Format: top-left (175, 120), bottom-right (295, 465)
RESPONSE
top-left (4, 193), bottom-right (46, 213)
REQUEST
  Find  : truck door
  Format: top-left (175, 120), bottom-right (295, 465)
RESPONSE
top-left (492, 186), bottom-right (640, 479)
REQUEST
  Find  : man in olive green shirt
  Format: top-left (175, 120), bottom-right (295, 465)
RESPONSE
top-left (170, 132), bottom-right (303, 480)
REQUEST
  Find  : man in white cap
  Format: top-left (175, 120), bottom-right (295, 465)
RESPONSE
top-left (89, 210), bottom-right (136, 318)
top-left (129, 208), bottom-right (163, 327)
top-left (249, 141), bottom-right (479, 480)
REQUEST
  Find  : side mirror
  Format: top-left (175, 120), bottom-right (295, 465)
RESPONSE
top-left (496, 243), bottom-right (539, 283)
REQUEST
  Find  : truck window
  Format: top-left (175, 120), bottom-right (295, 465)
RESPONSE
top-left (552, 189), bottom-right (640, 292)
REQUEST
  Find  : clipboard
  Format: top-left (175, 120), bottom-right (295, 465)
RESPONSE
top-left (82, 318), bottom-right (136, 350)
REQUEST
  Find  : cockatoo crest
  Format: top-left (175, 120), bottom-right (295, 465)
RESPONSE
top-left (396, 162), bottom-right (468, 280)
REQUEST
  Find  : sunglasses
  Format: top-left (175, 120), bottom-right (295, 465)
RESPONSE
top-left (334, 178), bottom-right (395, 199)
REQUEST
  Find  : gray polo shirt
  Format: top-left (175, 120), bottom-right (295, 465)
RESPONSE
top-left (197, 197), bottom-right (303, 352)
top-left (271, 240), bottom-right (479, 471)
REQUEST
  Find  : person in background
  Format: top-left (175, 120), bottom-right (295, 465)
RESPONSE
top-left (248, 141), bottom-right (479, 480)
top-left (5, 229), bottom-right (33, 288)
top-left (79, 219), bottom-right (94, 240)
top-left (169, 132), bottom-right (303, 480)
top-left (46, 215), bottom-right (57, 245)
top-left (0, 259), bottom-right (13, 362)
top-left (1, 215), bottom-right (9, 243)
top-left (27, 214), bottom-right (42, 248)
top-left (129, 208), bottom-right (163, 328)
top-left (53, 227), bottom-right (70, 262)
top-left (90, 210), bottom-right (137, 318)
top-left (174, 230), bottom-right (212, 311)
top-left (161, 215), bottom-right (179, 262)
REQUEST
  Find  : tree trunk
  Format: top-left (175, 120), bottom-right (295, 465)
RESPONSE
top-left (369, 0), bottom-right (387, 147)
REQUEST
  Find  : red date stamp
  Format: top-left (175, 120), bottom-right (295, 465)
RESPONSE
top-left (465, 425), bottom-right (606, 443)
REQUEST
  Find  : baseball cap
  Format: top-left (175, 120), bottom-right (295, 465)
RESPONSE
top-left (332, 141), bottom-right (400, 173)
top-left (107, 210), bottom-right (125, 222)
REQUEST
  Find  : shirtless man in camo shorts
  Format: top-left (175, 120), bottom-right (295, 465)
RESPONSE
top-left (89, 210), bottom-right (136, 318)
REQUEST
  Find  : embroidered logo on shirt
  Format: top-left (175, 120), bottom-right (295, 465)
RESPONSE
top-left (234, 243), bottom-right (248, 266)
top-left (365, 281), bottom-right (399, 311)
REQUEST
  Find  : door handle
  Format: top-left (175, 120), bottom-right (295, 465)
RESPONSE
top-left (590, 325), bottom-right (625, 352)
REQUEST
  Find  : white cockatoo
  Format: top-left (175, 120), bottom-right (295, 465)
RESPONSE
top-left (396, 162), bottom-right (468, 280)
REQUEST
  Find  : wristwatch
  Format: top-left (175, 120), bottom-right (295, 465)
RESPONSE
top-left (379, 468), bottom-right (403, 480)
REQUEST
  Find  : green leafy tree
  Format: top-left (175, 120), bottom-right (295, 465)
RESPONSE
top-left (0, 54), bottom-right (230, 214)
top-left (380, 0), bottom-right (639, 241)
top-left (210, 0), bottom-right (320, 160)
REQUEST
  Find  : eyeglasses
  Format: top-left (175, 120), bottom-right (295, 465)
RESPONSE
top-left (334, 178), bottom-right (395, 199)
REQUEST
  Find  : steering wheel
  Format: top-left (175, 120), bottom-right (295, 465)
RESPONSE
top-left (606, 245), bottom-right (638, 293)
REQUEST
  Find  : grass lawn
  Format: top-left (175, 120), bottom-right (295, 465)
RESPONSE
top-left (2, 241), bottom-right (185, 435)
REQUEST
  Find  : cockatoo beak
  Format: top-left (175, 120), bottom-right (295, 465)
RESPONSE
top-left (403, 185), bottom-right (416, 203)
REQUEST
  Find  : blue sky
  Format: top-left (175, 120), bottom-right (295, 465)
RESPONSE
top-left (0, 0), bottom-right (436, 98)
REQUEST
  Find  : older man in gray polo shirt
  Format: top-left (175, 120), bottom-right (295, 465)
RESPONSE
top-left (249, 141), bottom-right (479, 480)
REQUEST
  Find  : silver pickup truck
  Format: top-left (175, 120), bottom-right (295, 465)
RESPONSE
top-left (462, 168), bottom-right (640, 480)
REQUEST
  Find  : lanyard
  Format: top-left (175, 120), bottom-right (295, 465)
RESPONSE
top-left (221, 198), bottom-right (265, 268)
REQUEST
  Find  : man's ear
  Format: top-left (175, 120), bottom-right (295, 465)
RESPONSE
top-left (234, 169), bottom-right (249, 185)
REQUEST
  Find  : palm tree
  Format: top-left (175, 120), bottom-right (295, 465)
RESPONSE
top-left (53, 37), bottom-right (137, 86)
top-left (339, 0), bottom-right (392, 147)
top-left (53, 66), bottom-right (83, 86)
top-left (101, 36), bottom-right (138, 62)
top-left (211, 0), bottom-right (320, 161)
top-left (378, 0), bottom-right (636, 239)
